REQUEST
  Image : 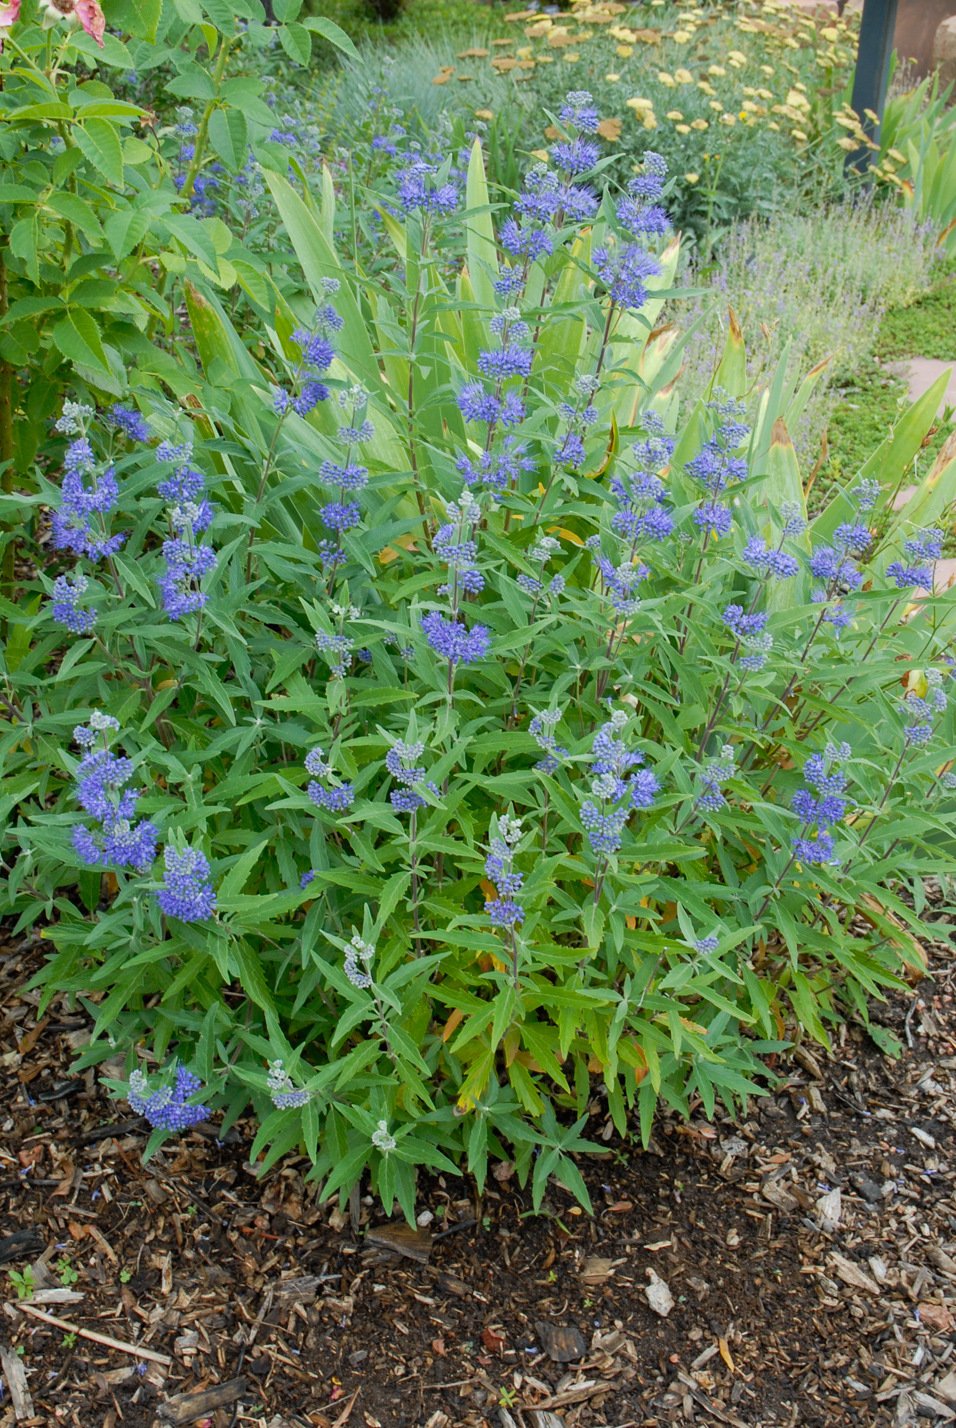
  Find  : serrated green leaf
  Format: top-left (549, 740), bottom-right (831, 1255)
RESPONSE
top-left (75, 118), bottom-right (125, 187)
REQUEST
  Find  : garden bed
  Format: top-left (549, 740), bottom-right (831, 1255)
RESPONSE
top-left (2, 926), bottom-right (954, 1428)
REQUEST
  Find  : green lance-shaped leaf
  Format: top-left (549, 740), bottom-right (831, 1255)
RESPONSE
top-left (463, 138), bottom-right (499, 322)
top-left (811, 366), bottom-right (953, 543)
top-left (710, 305), bottom-right (747, 401)
top-left (262, 167), bottom-right (381, 396)
top-left (762, 417), bottom-right (810, 613)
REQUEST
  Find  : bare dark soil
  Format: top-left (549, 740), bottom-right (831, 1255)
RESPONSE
top-left (0, 931), bottom-right (954, 1428)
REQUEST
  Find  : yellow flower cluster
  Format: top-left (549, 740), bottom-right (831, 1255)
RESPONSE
top-left (433, 0), bottom-right (859, 170)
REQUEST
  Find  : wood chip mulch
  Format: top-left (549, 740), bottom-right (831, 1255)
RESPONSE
top-left (0, 927), bottom-right (954, 1428)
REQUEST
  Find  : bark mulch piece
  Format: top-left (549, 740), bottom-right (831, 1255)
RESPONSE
top-left (0, 928), bottom-right (954, 1428)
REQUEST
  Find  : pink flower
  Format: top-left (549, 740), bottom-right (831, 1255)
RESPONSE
top-left (35, 0), bottom-right (104, 45)
top-left (0, 0), bottom-right (21, 33)
top-left (75, 0), bottom-right (104, 44)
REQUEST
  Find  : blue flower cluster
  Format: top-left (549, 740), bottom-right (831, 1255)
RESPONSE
top-left (397, 159), bottom-right (459, 216)
top-left (805, 514), bottom-right (874, 625)
top-left (722, 604), bottom-right (773, 672)
top-left (172, 110), bottom-right (223, 215)
top-left (318, 386), bottom-right (374, 568)
top-left (593, 153), bottom-right (668, 311)
top-left (156, 845), bottom-right (217, 922)
top-left (555, 375), bottom-right (600, 471)
top-left (517, 536), bottom-right (564, 599)
top-left (461, 92), bottom-right (606, 427)
top-left (305, 747), bottom-right (354, 814)
top-left (687, 399), bottom-right (749, 539)
top-left (155, 443), bottom-right (217, 621)
top-left (343, 933), bottom-right (376, 989)
top-left (693, 935), bottom-right (720, 954)
top-left (109, 405), bottom-right (151, 444)
top-left (274, 286), bottom-right (342, 419)
top-left (314, 602), bottom-right (360, 679)
top-left (52, 428), bottom-right (125, 563)
top-left (435, 494), bottom-right (485, 596)
top-left (589, 422), bottom-right (676, 619)
top-left (422, 492), bottom-right (490, 668)
top-left (608, 427), bottom-right (675, 547)
top-left (529, 708), bottom-right (567, 774)
top-left (421, 611), bottom-right (490, 665)
top-left (267, 1059), bottom-right (310, 1110)
top-left (71, 714), bottom-right (157, 874)
top-left (901, 669), bottom-right (947, 746)
top-left (887, 528), bottom-right (944, 590)
top-left (742, 535), bottom-right (799, 581)
top-left (386, 739), bottom-right (437, 813)
top-left (696, 744), bottom-right (736, 812)
top-left (579, 711), bottom-right (659, 857)
top-left (128, 1064), bottom-right (209, 1132)
top-left (51, 572), bottom-right (96, 636)
top-left (792, 743), bottom-right (851, 865)
top-left (485, 814), bottom-right (525, 930)
top-left (456, 437), bottom-right (535, 499)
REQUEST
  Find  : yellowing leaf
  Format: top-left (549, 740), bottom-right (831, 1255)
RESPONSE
top-left (441, 1008), bottom-right (465, 1043)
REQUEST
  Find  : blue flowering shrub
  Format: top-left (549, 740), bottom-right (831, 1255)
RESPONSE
top-left (5, 92), bottom-right (956, 1221)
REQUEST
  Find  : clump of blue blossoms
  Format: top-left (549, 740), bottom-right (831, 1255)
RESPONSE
top-left (305, 747), bottom-right (354, 813)
top-left (51, 572), bottom-right (97, 636)
top-left (421, 611), bottom-right (490, 665)
top-left (421, 492), bottom-right (491, 672)
top-left (316, 603), bottom-right (361, 678)
top-left (155, 845), bottom-right (217, 922)
top-left (901, 669), bottom-right (947, 745)
top-left (517, 537), bottom-right (564, 600)
top-left (267, 1060), bottom-right (310, 1110)
top-left (344, 933), bottom-right (376, 990)
top-left (887, 528), bottom-right (944, 590)
top-left (71, 714), bottom-right (157, 874)
top-left (608, 420), bottom-right (675, 548)
top-left (792, 743), bottom-right (851, 865)
top-left (155, 443), bottom-right (217, 621)
top-left (435, 495), bottom-right (485, 597)
top-left (696, 744), bottom-right (736, 813)
top-left (109, 405), bottom-right (151, 444)
top-left (555, 375), bottom-right (601, 472)
top-left (386, 740), bottom-right (437, 813)
top-left (484, 814), bottom-right (525, 931)
top-left (128, 1064), bottom-right (209, 1132)
top-left (686, 398), bottom-right (749, 539)
top-left (318, 386), bottom-right (374, 569)
top-left (397, 159), bottom-right (459, 216)
top-left (51, 418), bottom-right (125, 562)
top-left (742, 534), bottom-right (800, 582)
top-left (593, 151), bottom-right (669, 313)
top-left (590, 417), bottom-right (675, 630)
top-left (809, 530), bottom-right (867, 607)
top-left (722, 605), bottom-right (773, 672)
top-left (529, 709), bottom-right (567, 774)
top-left (457, 437), bottom-right (535, 500)
top-left (580, 711), bottom-right (660, 868)
top-left (273, 283), bottom-right (342, 418)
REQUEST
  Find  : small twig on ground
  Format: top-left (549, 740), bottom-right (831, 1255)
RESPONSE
top-left (13, 1303), bottom-right (173, 1366)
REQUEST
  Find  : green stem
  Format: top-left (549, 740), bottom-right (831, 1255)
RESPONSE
top-left (178, 37), bottom-right (233, 204)
top-left (0, 249), bottom-right (14, 604)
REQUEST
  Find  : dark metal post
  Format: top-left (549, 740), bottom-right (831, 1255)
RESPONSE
top-left (846, 0), bottom-right (900, 174)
